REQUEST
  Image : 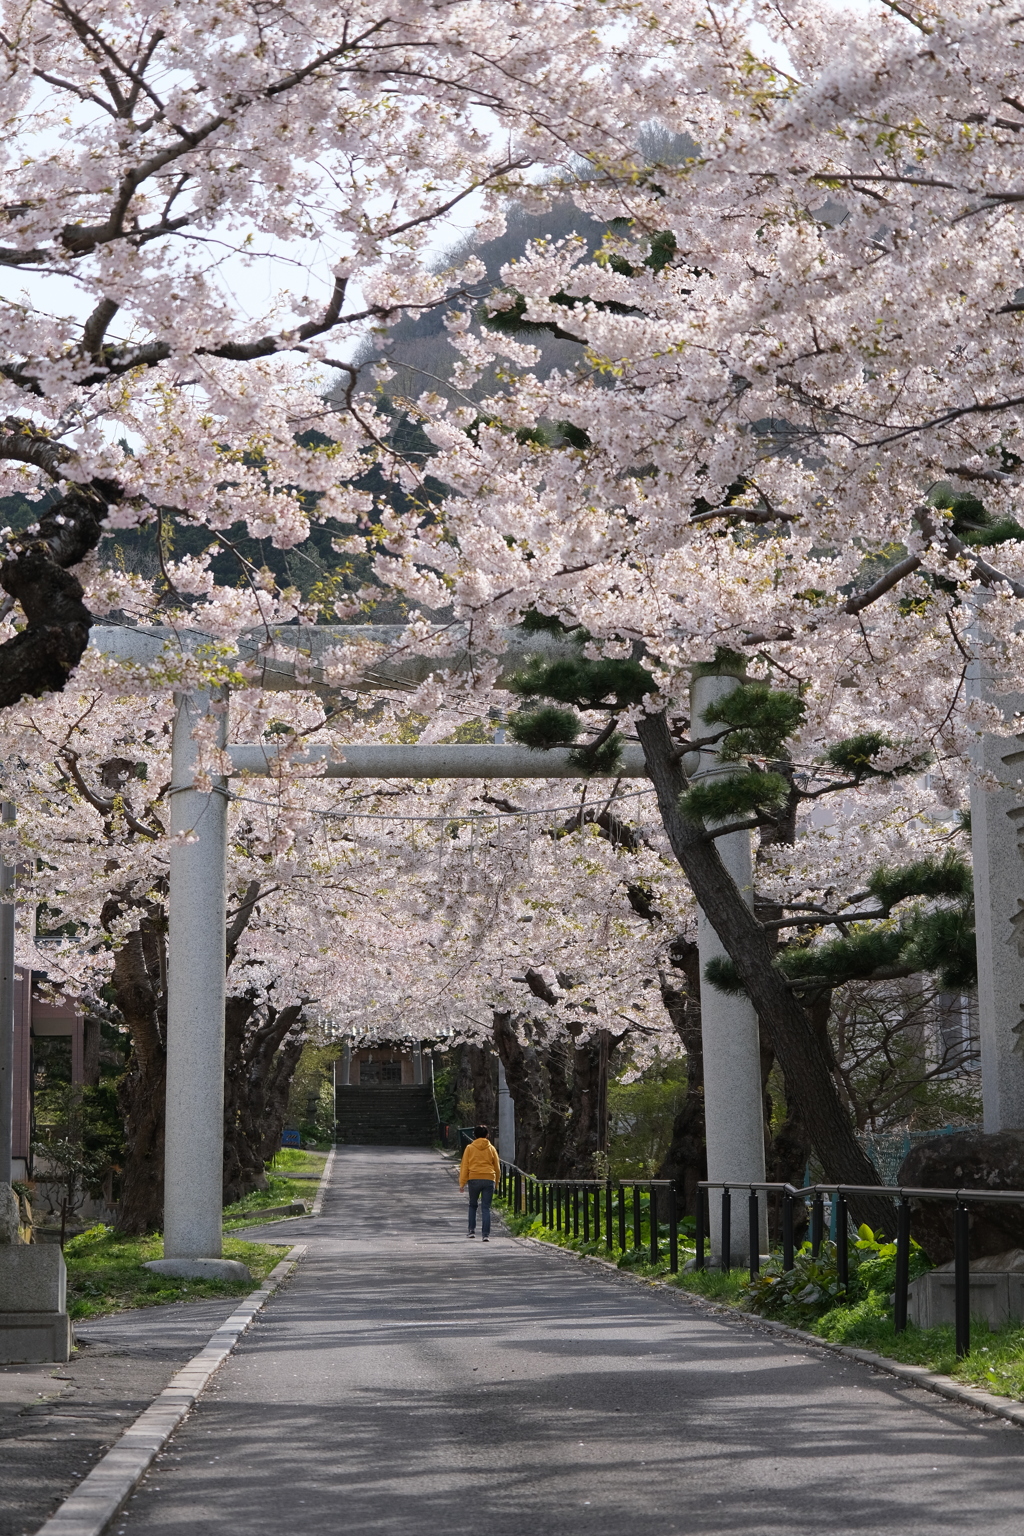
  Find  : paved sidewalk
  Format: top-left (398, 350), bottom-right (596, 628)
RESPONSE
top-left (104, 1146), bottom-right (1024, 1536)
top-left (1, 1297), bottom-right (246, 1536)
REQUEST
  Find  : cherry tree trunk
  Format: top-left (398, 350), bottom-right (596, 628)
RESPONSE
top-left (464, 1043), bottom-right (498, 1131)
top-left (111, 925), bottom-right (168, 1236)
top-left (491, 1011), bottom-right (549, 1170)
top-left (657, 943), bottom-right (707, 1216)
top-left (557, 1030), bottom-right (613, 1179)
top-left (233, 1003), bottom-right (305, 1197)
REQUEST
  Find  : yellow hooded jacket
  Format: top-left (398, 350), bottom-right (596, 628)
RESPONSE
top-left (459, 1137), bottom-right (501, 1189)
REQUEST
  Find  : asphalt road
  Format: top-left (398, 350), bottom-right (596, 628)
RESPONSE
top-left (112, 1146), bottom-right (1024, 1536)
top-left (0, 1296), bottom-right (245, 1536)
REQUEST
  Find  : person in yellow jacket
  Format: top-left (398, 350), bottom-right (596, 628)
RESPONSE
top-left (459, 1124), bottom-right (502, 1241)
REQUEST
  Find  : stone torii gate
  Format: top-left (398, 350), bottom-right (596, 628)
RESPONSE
top-left (85, 621), bottom-right (769, 1274)
top-left (1, 621), bottom-right (1017, 1274)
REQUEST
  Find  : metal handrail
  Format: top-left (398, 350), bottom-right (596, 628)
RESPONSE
top-left (695, 1178), bottom-right (1024, 1360)
top-left (495, 1161), bottom-right (680, 1273)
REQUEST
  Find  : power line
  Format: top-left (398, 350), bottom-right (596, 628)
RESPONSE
top-left (228, 787), bottom-right (658, 824)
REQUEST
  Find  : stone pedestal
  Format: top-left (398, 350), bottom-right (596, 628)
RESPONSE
top-left (908, 1250), bottom-right (1024, 1330)
top-left (0, 1245), bottom-right (72, 1363)
top-left (144, 1257), bottom-right (252, 1282)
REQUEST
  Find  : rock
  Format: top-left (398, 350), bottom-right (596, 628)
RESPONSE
top-left (0, 1183), bottom-right (20, 1244)
top-left (143, 1258), bottom-right (253, 1283)
top-left (897, 1130), bottom-right (1024, 1264)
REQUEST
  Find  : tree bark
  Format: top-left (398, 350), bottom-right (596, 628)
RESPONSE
top-left (464, 1043), bottom-right (498, 1131)
top-left (558, 1028), bottom-right (621, 1178)
top-left (222, 994), bottom-right (260, 1206)
top-left (0, 425), bottom-right (120, 705)
top-left (491, 1010), bottom-right (549, 1170)
top-left (232, 1003), bottom-right (305, 1193)
top-left (657, 940), bottom-right (707, 1216)
top-left (636, 710), bottom-right (891, 1232)
top-left (109, 916), bottom-right (167, 1235)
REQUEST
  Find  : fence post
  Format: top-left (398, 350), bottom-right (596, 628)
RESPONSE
top-left (721, 1187), bottom-right (732, 1273)
top-left (954, 1198), bottom-right (971, 1359)
top-left (618, 1185), bottom-right (626, 1253)
top-left (605, 1182), bottom-right (613, 1252)
top-left (695, 1186), bottom-right (706, 1272)
top-left (650, 1187), bottom-right (658, 1265)
top-left (594, 1185), bottom-right (601, 1242)
top-left (811, 1191), bottom-right (824, 1257)
top-left (633, 1185), bottom-right (642, 1250)
top-left (514, 1171), bottom-right (522, 1214)
top-left (894, 1197), bottom-right (911, 1334)
top-left (748, 1188), bottom-right (760, 1277)
top-left (782, 1192), bottom-right (794, 1273)
top-left (583, 1186), bottom-right (591, 1244)
top-left (836, 1191), bottom-right (849, 1291)
top-left (669, 1185), bottom-right (679, 1274)
top-left (573, 1184), bottom-right (580, 1238)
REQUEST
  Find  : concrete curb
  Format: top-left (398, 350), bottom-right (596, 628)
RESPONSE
top-left (33, 1244), bottom-right (306, 1536)
top-left (514, 1234), bottom-right (1024, 1432)
top-left (310, 1146), bottom-right (336, 1217)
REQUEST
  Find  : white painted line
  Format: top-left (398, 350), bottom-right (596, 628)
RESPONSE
top-left (310, 1145), bottom-right (336, 1217)
top-left (34, 1244), bottom-right (306, 1536)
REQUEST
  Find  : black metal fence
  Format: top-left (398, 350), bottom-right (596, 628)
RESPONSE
top-left (699, 1179), bottom-right (1024, 1360)
top-left (497, 1162), bottom-right (680, 1272)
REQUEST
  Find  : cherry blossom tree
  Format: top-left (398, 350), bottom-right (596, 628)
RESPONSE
top-left (357, 0), bottom-right (1024, 1215)
top-left (4, 652), bottom-right (692, 1221)
top-left (0, 0), bottom-right (652, 704)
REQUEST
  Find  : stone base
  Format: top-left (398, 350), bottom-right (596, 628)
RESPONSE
top-left (143, 1258), bottom-right (253, 1283)
top-left (0, 1311), bottom-right (72, 1363)
top-left (908, 1253), bottom-right (1024, 1329)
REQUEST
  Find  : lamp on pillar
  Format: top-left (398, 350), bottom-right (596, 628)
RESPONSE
top-left (688, 662), bottom-right (768, 1265)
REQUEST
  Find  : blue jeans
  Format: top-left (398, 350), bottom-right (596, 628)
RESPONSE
top-left (467, 1180), bottom-right (494, 1236)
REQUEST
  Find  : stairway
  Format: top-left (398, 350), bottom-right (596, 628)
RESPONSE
top-left (335, 1085), bottom-right (438, 1146)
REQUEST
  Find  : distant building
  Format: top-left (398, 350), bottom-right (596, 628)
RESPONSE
top-left (11, 969), bottom-right (89, 1181)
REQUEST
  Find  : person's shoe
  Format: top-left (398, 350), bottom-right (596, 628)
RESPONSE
top-left (467, 1232), bottom-right (475, 1238)
top-left (482, 1237), bottom-right (489, 1243)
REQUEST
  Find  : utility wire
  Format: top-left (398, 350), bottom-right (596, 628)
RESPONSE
top-left (228, 787), bottom-right (658, 824)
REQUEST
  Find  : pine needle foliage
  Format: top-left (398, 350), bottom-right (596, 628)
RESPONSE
top-left (930, 484), bottom-right (1024, 548)
top-left (507, 653), bottom-right (654, 711)
top-left (681, 769), bottom-right (789, 822)
top-left (867, 851), bottom-right (972, 913)
top-left (705, 885), bottom-right (976, 996)
top-left (567, 735), bottom-right (626, 774)
top-left (822, 731), bottom-right (931, 779)
top-left (503, 618), bottom-right (653, 775)
top-left (507, 706), bottom-right (581, 750)
top-left (702, 681), bottom-right (806, 761)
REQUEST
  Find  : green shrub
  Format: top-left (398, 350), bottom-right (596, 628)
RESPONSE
top-left (740, 1224), bottom-right (932, 1324)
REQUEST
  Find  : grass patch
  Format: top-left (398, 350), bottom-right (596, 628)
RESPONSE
top-left (265, 1148), bottom-right (327, 1174)
top-left (221, 1174), bottom-right (315, 1230)
top-left (64, 1226), bottom-right (286, 1321)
